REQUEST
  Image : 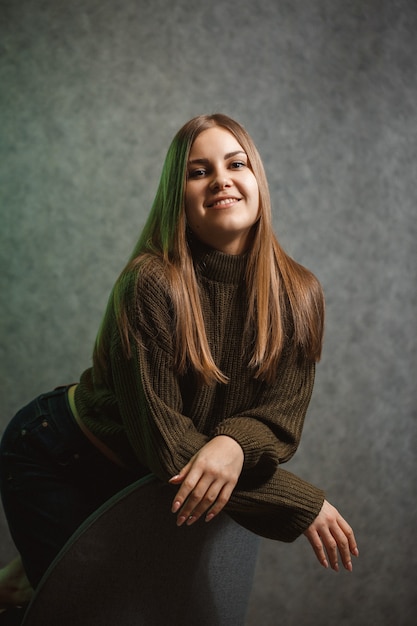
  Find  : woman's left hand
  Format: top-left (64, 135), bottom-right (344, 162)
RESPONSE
top-left (169, 435), bottom-right (244, 526)
top-left (303, 499), bottom-right (359, 571)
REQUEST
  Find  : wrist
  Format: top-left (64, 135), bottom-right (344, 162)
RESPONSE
top-left (212, 434), bottom-right (244, 460)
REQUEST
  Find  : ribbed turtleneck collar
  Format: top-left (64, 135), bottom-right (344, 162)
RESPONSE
top-left (187, 231), bottom-right (247, 284)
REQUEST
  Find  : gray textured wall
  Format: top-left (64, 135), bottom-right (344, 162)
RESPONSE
top-left (1, 1), bottom-right (416, 624)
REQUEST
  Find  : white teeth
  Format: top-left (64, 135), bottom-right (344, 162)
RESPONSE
top-left (211, 198), bottom-right (238, 207)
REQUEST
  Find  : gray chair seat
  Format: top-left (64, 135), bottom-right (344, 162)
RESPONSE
top-left (22, 475), bottom-right (260, 625)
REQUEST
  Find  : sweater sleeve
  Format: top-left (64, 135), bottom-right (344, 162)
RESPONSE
top-left (212, 352), bottom-right (325, 541)
top-left (227, 467), bottom-right (325, 542)
top-left (213, 348), bottom-right (315, 473)
top-left (110, 266), bottom-right (209, 482)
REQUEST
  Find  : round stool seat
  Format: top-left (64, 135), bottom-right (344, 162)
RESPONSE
top-left (22, 475), bottom-right (260, 626)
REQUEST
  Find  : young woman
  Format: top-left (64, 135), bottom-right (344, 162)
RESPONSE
top-left (0, 114), bottom-right (358, 615)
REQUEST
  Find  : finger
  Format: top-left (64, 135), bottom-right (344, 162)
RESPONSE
top-left (205, 482), bottom-right (234, 523)
top-left (184, 472), bottom-right (238, 526)
top-left (175, 476), bottom-right (214, 525)
top-left (337, 516), bottom-right (359, 558)
top-left (323, 519), bottom-right (358, 572)
top-left (304, 528), bottom-right (329, 569)
top-left (334, 520), bottom-right (359, 570)
top-left (321, 528), bottom-right (342, 572)
top-left (169, 474), bottom-right (184, 484)
top-left (185, 482), bottom-right (219, 525)
top-left (185, 479), bottom-right (227, 525)
top-left (169, 459), bottom-right (193, 485)
top-left (170, 463), bottom-right (194, 513)
top-left (322, 514), bottom-right (358, 572)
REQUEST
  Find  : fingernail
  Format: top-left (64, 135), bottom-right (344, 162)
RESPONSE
top-left (352, 547), bottom-right (359, 557)
top-left (177, 516), bottom-right (186, 527)
top-left (172, 501), bottom-right (181, 513)
top-left (322, 559), bottom-right (329, 569)
top-left (333, 563), bottom-right (339, 573)
top-left (345, 561), bottom-right (353, 572)
top-left (169, 475), bottom-right (180, 483)
top-left (205, 513), bottom-right (214, 523)
top-left (186, 516), bottom-right (196, 526)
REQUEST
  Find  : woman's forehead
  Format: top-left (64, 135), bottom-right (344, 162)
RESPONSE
top-left (190, 126), bottom-right (245, 157)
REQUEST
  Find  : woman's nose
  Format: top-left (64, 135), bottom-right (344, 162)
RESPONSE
top-left (209, 174), bottom-right (231, 191)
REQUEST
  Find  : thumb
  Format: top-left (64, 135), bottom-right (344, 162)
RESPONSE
top-left (168, 463), bottom-right (190, 484)
top-left (168, 474), bottom-right (183, 484)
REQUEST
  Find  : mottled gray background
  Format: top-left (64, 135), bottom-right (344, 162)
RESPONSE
top-left (1, 0), bottom-right (416, 624)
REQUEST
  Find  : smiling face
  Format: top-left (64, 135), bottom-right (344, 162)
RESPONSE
top-left (184, 126), bottom-right (260, 255)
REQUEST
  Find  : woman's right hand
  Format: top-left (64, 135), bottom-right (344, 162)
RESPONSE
top-left (303, 499), bottom-right (359, 571)
top-left (168, 435), bottom-right (244, 527)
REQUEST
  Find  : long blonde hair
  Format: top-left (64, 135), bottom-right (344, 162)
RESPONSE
top-left (96, 114), bottom-right (324, 386)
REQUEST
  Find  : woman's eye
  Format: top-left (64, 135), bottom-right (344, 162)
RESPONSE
top-left (188, 168), bottom-right (206, 179)
top-left (230, 161), bottom-right (246, 169)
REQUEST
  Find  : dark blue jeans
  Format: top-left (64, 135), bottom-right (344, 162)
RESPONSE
top-left (0, 387), bottom-right (137, 587)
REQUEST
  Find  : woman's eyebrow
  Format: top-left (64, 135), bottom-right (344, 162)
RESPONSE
top-left (188, 150), bottom-right (246, 165)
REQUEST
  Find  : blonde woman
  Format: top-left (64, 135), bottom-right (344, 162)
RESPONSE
top-left (0, 114), bottom-right (358, 620)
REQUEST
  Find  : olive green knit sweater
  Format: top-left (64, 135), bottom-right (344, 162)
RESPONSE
top-left (75, 241), bottom-right (325, 542)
